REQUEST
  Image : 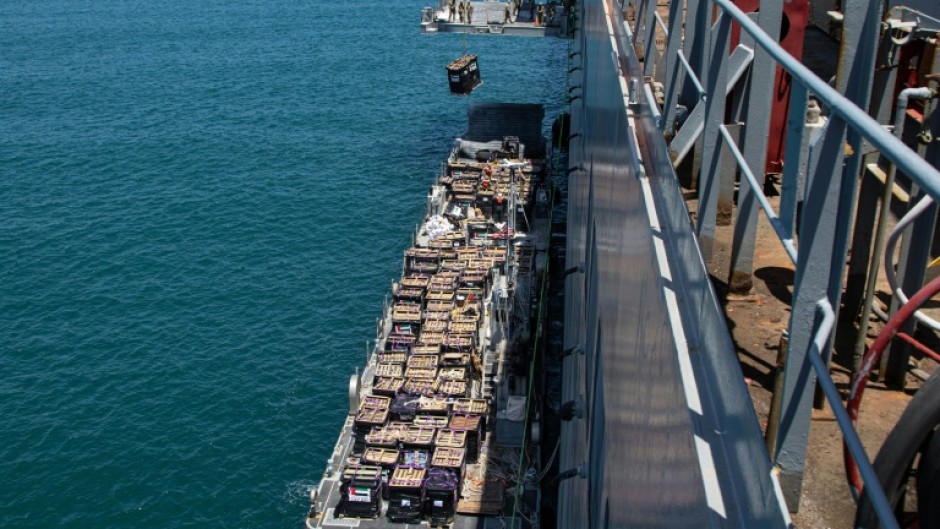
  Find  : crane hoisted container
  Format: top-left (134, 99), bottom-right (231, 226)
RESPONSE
top-left (447, 55), bottom-right (482, 94)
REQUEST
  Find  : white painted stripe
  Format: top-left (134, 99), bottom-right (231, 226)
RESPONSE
top-left (695, 435), bottom-right (729, 518)
top-left (603, 0), bottom-right (620, 56)
top-left (770, 469), bottom-right (794, 526)
top-left (638, 176), bottom-right (701, 415)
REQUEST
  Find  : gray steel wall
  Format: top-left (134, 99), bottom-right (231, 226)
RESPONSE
top-left (556, 1), bottom-right (790, 527)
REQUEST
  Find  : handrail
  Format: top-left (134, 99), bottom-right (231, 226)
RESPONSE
top-left (807, 300), bottom-right (900, 529)
top-left (632, 0), bottom-right (939, 525)
top-left (718, 124), bottom-right (797, 263)
top-left (678, 51), bottom-right (706, 100)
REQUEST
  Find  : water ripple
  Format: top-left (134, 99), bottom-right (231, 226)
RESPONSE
top-left (0, 0), bottom-right (566, 527)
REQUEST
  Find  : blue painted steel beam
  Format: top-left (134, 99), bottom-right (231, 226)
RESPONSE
top-left (696, 10), bottom-right (728, 260)
top-left (727, 0), bottom-right (781, 294)
top-left (710, 0), bottom-right (940, 199)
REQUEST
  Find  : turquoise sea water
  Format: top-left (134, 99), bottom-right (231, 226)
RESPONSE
top-left (1, 1), bottom-right (565, 527)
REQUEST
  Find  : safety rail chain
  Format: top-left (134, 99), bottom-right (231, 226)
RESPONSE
top-left (626, 0), bottom-right (940, 525)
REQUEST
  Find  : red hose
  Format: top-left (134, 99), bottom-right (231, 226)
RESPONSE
top-left (845, 275), bottom-right (940, 498)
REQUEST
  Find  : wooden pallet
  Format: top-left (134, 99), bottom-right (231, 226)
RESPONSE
top-left (410, 262), bottom-right (439, 273)
top-left (443, 335), bottom-right (474, 350)
top-left (403, 378), bottom-right (440, 396)
top-left (441, 260), bottom-right (468, 271)
top-left (385, 333), bottom-right (416, 347)
top-left (426, 290), bottom-right (454, 302)
top-left (401, 274), bottom-right (431, 288)
top-left (452, 399), bottom-right (488, 415)
top-left (423, 311), bottom-right (450, 322)
top-left (395, 286), bottom-right (425, 300)
top-left (439, 380), bottom-right (467, 397)
top-left (389, 467), bottom-right (427, 488)
top-left (435, 428), bottom-right (468, 448)
top-left (418, 395), bottom-right (449, 413)
top-left (451, 181), bottom-right (476, 193)
top-left (373, 376), bottom-right (405, 395)
top-left (441, 353), bottom-right (471, 367)
top-left (457, 494), bottom-right (503, 514)
top-left (426, 300), bottom-right (454, 312)
top-left (378, 352), bottom-right (407, 364)
top-left (404, 248), bottom-right (441, 259)
top-left (364, 428), bottom-right (398, 447)
top-left (418, 331), bottom-right (445, 346)
top-left (449, 414), bottom-right (482, 431)
top-left (407, 355), bottom-right (440, 369)
top-left (360, 395), bottom-right (391, 409)
top-left (401, 426), bottom-right (436, 446)
top-left (421, 319), bottom-right (448, 332)
top-left (375, 363), bottom-right (404, 378)
top-left (412, 344), bottom-right (441, 355)
top-left (455, 247), bottom-right (481, 257)
top-left (342, 465), bottom-right (382, 484)
top-left (447, 321), bottom-right (477, 334)
top-left (392, 304), bottom-right (422, 322)
top-left (451, 312), bottom-right (481, 323)
top-left (361, 447), bottom-right (399, 467)
top-left (414, 414), bottom-right (450, 429)
top-left (405, 366), bottom-right (437, 380)
top-left (438, 367), bottom-right (467, 382)
top-left (432, 447), bottom-right (465, 469)
top-left (355, 406), bottom-right (389, 425)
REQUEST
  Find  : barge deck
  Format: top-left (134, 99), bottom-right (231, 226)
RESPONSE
top-left (305, 103), bottom-right (550, 529)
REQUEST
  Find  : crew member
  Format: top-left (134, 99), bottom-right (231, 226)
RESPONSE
top-left (458, 0), bottom-right (466, 23)
top-left (536, 3), bottom-right (544, 25)
top-left (466, 2), bottom-right (474, 24)
top-left (449, 0), bottom-right (456, 21)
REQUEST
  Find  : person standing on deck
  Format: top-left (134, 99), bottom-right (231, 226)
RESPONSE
top-left (536, 3), bottom-right (544, 25)
top-left (547, 2), bottom-right (555, 25)
top-left (504, 1), bottom-right (512, 23)
top-left (449, 0), bottom-right (456, 21)
top-left (458, 0), bottom-right (466, 22)
top-left (466, 2), bottom-right (474, 24)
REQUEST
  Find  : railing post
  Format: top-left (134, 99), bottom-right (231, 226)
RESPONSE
top-left (773, 114), bottom-right (849, 511)
top-left (683, 0), bottom-right (709, 112)
top-left (660, 0), bottom-right (686, 134)
top-left (695, 8), bottom-right (726, 260)
top-left (641, 0), bottom-right (659, 76)
top-left (778, 83), bottom-right (809, 238)
top-left (726, 0), bottom-right (782, 294)
top-left (810, 0), bottom-right (886, 408)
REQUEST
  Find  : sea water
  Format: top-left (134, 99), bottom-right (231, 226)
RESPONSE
top-left (1, 0), bottom-right (566, 527)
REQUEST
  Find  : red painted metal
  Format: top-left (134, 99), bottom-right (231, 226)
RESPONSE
top-left (730, 0), bottom-right (809, 174)
top-left (896, 331), bottom-right (940, 364)
top-left (844, 275), bottom-right (940, 499)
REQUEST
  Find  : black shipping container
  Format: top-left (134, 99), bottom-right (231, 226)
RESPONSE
top-left (424, 468), bottom-right (459, 525)
top-left (337, 466), bottom-right (383, 519)
top-left (447, 55), bottom-right (482, 95)
top-left (387, 487), bottom-right (424, 524)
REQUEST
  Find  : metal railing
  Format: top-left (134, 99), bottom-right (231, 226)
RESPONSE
top-left (627, 0), bottom-right (940, 523)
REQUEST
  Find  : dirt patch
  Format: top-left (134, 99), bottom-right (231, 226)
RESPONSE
top-left (687, 193), bottom-right (919, 528)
